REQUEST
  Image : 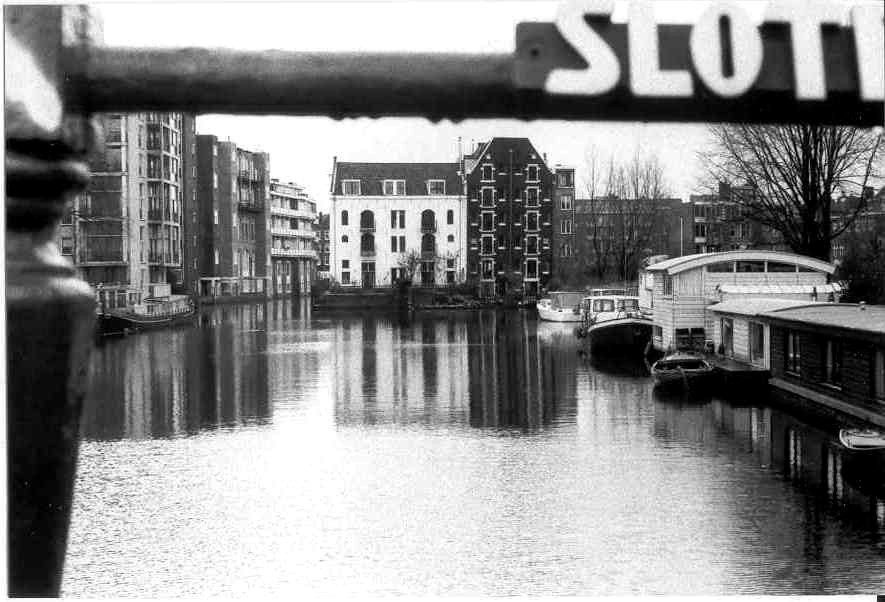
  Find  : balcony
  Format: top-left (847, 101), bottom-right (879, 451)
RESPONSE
top-left (270, 205), bottom-right (315, 220)
top-left (420, 224), bottom-right (436, 233)
top-left (359, 225), bottom-right (375, 233)
top-left (421, 250), bottom-right (436, 259)
top-left (271, 247), bottom-right (317, 259)
top-left (271, 226), bottom-right (315, 239)
top-left (238, 200), bottom-right (263, 212)
top-left (360, 248), bottom-right (376, 257)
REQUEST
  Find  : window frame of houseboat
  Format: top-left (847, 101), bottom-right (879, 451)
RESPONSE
top-left (785, 330), bottom-right (801, 376)
top-left (749, 321), bottom-right (764, 365)
top-left (823, 338), bottom-right (844, 389)
top-left (874, 349), bottom-right (885, 402)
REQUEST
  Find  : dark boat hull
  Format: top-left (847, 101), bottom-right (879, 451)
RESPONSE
top-left (96, 308), bottom-right (195, 336)
top-left (582, 318), bottom-right (652, 355)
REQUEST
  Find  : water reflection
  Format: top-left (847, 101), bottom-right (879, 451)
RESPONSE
top-left (82, 303), bottom-right (270, 440)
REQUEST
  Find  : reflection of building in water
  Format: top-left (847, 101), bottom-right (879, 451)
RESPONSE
top-left (652, 395), bottom-right (885, 532)
top-left (333, 315), bottom-right (470, 426)
top-left (467, 311), bottom-right (578, 430)
top-left (81, 303), bottom-right (270, 440)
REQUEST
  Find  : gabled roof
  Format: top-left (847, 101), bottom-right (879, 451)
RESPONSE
top-left (759, 303), bottom-right (885, 336)
top-left (644, 250), bottom-right (835, 275)
top-left (332, 162), bottom-right (461, 197)
top-left (464, 137), bottom-right (549, 177)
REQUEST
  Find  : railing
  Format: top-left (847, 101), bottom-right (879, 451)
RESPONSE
top-left (5, 4), bottom-right (883, 598)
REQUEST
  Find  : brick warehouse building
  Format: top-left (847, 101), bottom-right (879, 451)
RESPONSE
top-left (550, 165), bottom-right (576, 284)
top-left (463, 138), bottom-right (554, 299)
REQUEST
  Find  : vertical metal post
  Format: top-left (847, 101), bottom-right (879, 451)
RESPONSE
top-left (5, 6), bottom-right (99, 596)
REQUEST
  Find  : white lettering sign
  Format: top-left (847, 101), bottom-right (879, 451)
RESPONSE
top-left (543, 0), bottom-right (882, 102)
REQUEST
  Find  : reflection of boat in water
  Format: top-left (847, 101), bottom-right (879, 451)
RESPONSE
top-left (535, 320), bottom-right (580, 346)
top-left (536, 291), bottom-right (584, 322)
top-left (575, 293), bottom-right (652, 354)
top-left (651, 353), bottom-right (714, 390)
top-left (98, 295), bottom-right (196, 336)
top-left (839, 429), bottom-right (885, 450)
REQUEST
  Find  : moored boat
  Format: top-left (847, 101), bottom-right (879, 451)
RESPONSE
top-left (537, 291), bottom-right (585, 322)
top-left (575, 293), bottom-right (653, 354)
top-left (97, 294), bottom-right (195, 336)
top-left (651, 353), bottom-right (714, 389)
top-left (839, 429), bottom-right (885, 451)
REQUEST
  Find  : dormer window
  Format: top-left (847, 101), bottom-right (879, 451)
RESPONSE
top-left (481, 165), bottom-right (493, 181)
top-left (342, 180), bottom-right (360, 195)
top-left (383, 180), bottom-right (406, 195)
top-left (527, 164), bottom-right (539, 182)
top-left (427, 180), bottom-right (445, 195)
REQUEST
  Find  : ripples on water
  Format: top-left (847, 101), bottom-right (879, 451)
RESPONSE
top-left (62, 299), bottom-right (885, 596)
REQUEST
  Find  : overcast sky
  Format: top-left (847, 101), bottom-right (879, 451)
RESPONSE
top-left (97, 1), bottom-right (780, 210)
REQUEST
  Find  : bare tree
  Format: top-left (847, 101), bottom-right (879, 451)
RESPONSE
top-left (605, 152), bottom-right (670, 282)
top-left (396, 250), bottom-right (422, 284)
top-left (578, 148), bottom-right (614, 282)
top-left (702, 124), bottom-right (883, 261)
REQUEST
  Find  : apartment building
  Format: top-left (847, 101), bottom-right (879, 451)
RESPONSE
top-left (688, 182), bottom-right (785, 254)
top-left (329, 160), bottom-right (465, 287)
top-left (188, 135), bottom-right (270, 297)
top-left (269, 179), bottom-right (317, 296)
top-left (463, 138), bottom-right (554, 298)
top-left (59, 112), bottom-right (195, 310)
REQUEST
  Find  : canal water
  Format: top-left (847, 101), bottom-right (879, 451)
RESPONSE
top-left (62, 299), bottom-right (885, 596)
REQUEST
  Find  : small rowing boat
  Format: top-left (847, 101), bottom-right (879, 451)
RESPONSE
top-left (651, 353), bottom-right (714, 389)
top-left (838, 429), bottom-right (885, 450)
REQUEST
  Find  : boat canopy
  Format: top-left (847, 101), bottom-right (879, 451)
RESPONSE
top-left (549, 291), bottom-right (584, 309)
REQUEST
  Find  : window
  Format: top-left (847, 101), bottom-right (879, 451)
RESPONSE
top-left (526, 187), bottom-right (539, 206)
top-left (561, 219), bottom-right (572, 234)
top-left (427, 180), bottom-right (445, 195)
top-left (214, 249), bottom-right (219, 265)
top-left (480, 187), bottom-right (495, 207)
top-left (341, 271), bottom-right (350, 285)
top-left (213, 209), bottom-right (218, 225)
top-left (767, 261), bottom-right (797, 272)
top-left (360, 210), bottom-right (375, 231)
top-left (447, 209), bottom-right (454, 225)
top-left (481, 236), bottom-right (494, 255)
top-left (342, 180), bottom-right (360, 195)
top-left (360, 233), bottom-right (375, 254)
top-left (526, 212), bottom-right (539, 231)
top-left (653, 326), bottom-right (663, 342)
top-left (481, 165), bottom-right (493, 181)
top-left (399, 235), bottom-right (405, 250)
top-left (824, 339), bottom-right (843, 387)
top-left (874, 349), bottom-right (885, 401)
top-left (721, 318), bottom-right (734, 356)
top-left (560, 194), bottom-right (573, 210)
top-left (694, 223), bottom-right (707, 238)
top-left (341, 235), bottom-right (348, 243)
top-left (420, 210), bottom-right (435, 232)
top-left (391, 236), bottom-right (398, 252)
top-left (557, 171), bottom-right (573, 187)
top-left (481, 212), bottom-right (494, 232)
top-left (447, 234), bottom-right (454, 243)
top-left (341, 210), bottom-right (349, 226)
top-left (560, 243), bottom-right (572, 257)
top-left (663, 275), bottom-right (673, 296)
top-left (525, 259), bottom-right (538, 279)
top-left (389, 209), bottom-right (405, 229)
top-left (785, 331), bottom-right (801, 375)
top-left (446, 258), bottom-right (455, 269)
top-left (707, 261), bottom-right (734, 272)
top-left (526, 235), bottom-right (538, 254)
top-left (481, 259), bottom-right (495, 280)
top-left (749, 322), bottom-right (764, 364)
top-left (60, 236), bottom-right (73, 255)
top-left (737, 260), bottom-right (765, 272)
top-left (527, 165), bottom-right (539, 181)
top-left (342, 260), bottom-right (349, 269)
top-left (383, 180), bottom-right (406, 195)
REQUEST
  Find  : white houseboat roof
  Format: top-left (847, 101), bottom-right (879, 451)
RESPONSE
top-left (708, 298), bottom-right (819, 317)
top-left (717, 283), bottom-right (841, 295)
top-left (643, 250), bottom-right (835, 275)
top-left (758, 303), bottom-right (885, 335)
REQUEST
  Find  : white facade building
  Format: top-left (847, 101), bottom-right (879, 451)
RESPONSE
top-left (269, 179), bottom-right (317, 295)
top-left (329, 161), bottom-right (466, 287)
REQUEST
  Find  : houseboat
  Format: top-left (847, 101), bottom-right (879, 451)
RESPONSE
top-left (638, 250), bottom-right (838, 354)
top-left (98, 295), bottom-right (196, 336)
top-left (536, 291), bottom-right (585, 322)
top-left (575, 293), bottom-right (653, 354)
top-left (758, 303), bottom-right (885, 429)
